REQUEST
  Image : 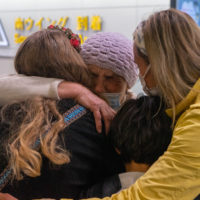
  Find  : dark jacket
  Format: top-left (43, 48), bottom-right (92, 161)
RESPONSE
top-left (0, 99), bottom-right (125, 200)
top-left (80, 174), bottom-right (121, 198)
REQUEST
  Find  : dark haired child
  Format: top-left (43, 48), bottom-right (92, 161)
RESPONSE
top-left (80, 96), bottom-right (173, 198)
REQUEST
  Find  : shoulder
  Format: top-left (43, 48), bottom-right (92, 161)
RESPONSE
top-left (176, 93), bottom-right (200, 128)
top-left (168, 97), bottom-right (200, 156)
top-left (57, 98), bottom-right (107, 139)
top-left (57, 99), bottom-right (78, 113)
top-left (57, 99), bottom-right (96, 130)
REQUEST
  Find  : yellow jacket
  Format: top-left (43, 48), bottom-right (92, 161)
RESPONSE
top-left (85, 79), bottom-right (200, 200)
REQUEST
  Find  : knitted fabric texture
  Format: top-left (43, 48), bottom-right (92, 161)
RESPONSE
top-left (80, 32), bottom-right (139, 88)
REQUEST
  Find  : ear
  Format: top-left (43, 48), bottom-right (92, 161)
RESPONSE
top-left (115, 148), bottom-right (121, 155)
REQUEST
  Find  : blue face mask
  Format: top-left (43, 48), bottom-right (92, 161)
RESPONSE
top-left (102, 93), bottom-right (121, 111)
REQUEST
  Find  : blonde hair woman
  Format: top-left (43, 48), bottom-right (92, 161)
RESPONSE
top-left (78, 8), bottom-right (200, 200)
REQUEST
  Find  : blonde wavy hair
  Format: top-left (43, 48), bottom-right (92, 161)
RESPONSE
top-left (1, 27), bottom-right (91, 180)
top-left (1, 97), bottom-right (69, 180)
top-left (142, 8), bottom-right (200, 123)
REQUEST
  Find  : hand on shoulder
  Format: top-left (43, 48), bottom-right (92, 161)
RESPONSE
top-left (58, 81), bottom-right (116, 134)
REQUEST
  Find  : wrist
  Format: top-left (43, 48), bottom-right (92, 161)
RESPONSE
top-left (57, 81), bottom-right (86, 100)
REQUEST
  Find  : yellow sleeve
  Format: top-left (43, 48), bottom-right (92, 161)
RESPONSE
top-left (86, 108), bottom-right (200, 200)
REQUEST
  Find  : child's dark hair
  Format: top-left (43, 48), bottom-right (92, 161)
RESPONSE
top-left (108, 96), bottom-right (173, 165)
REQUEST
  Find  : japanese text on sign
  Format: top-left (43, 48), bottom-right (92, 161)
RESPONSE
top-left (14, 15), bottom-right (102, 44)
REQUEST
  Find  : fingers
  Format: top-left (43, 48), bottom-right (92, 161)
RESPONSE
top-left (75, 88), bottom-right (116, 134)
top-left (92, 107), bottom-right (102, 133)
top-left (101, 106), bottom-right (116, 135)
top-left (91, 101), bottom-right (116, 134)
top-left (111, 108), bottom-right (117, 116)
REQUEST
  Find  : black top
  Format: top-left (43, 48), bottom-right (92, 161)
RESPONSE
top-left (0, 99), bottom-right (125, 200)
top-left (195, 194), bottom-right (200, 200)
top-left (80, 174), bottom-right (122, 198)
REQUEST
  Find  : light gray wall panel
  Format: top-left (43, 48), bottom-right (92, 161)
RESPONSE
top-left (80, 7), bottom-right (137, 39)
top-left (136, 5), bottom-right (170, 24)
top-left (82, 0), bottom-right (137, 8)
top-left (0, 58), bottom-right (15, 74)
top-left (137, 0), bottom-right (169, 6)
top-left (35, 0), bottom-right (82, 10)
top-left (0, 0), bottom-right (36, 12)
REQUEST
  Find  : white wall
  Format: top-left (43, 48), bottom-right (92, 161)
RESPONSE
top-left (0, 0), bottom-right (170, 94)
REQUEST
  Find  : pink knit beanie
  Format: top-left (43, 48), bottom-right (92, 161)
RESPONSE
top-left (80, 32), bottom-right (139, 88)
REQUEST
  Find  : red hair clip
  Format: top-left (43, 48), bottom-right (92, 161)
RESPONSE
top-left (48, 25), bottom-right (54, 29)
top-left (70, 38), bottom-right (80, 48)
top-left (47, 25), bottom-right (81, 52)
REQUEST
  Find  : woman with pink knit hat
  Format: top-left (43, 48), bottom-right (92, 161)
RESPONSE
top-left (80, 32), bottom-right (139, 110)
top-left (0, 31), bottom-right (139, 131)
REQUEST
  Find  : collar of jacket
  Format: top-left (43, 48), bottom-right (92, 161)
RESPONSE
top-left (166, 78), bottom-right (200, 118)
